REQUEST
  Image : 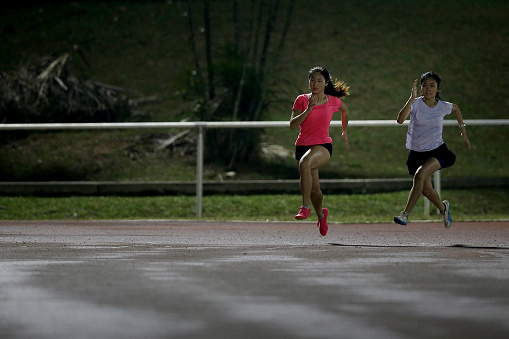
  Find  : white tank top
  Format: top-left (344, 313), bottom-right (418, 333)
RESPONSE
top-left (406, 97), bottom-right (453, 152)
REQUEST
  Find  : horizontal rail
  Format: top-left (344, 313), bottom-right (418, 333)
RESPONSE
top-left (1, 119), bottom-right (508, 130)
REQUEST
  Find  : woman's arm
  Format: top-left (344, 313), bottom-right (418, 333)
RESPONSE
top-left (397, 79), bottom-right (418, 124)
top-left (290, 109), bottom-right (308, 130)
top-left (339, 102), bottom-right (349, 152)
top-left (452, 104), bottom-right (472, 149)
top-left (290, 95), bottom-right (315, 130)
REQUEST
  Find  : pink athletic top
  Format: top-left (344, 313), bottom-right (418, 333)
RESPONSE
top-left (292, 94), bottom-right (343, 145)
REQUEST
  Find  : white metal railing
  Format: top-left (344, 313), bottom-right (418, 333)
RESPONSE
top-left (2, 119), bottom-right (508, 130)
top-left (1, 119), bottom-right (508, 217)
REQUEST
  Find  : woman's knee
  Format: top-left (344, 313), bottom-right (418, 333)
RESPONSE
top-left (299, 158), bottom-right (310, 169)
top-left (422, 186), bottom-right (435, 198)
top-left (413, 168), bottom-right (427, 183)
top-left (300, 148), bottom-right (329, 170)
top-left (298, 157), bottom-right (311, 172)
top-left (413, 163), bottom-right (436, 183)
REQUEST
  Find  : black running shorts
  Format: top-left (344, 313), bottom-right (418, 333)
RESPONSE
top-left (295, 143), bottom-right (333, 161)
top-left (406, 143), bottom-right (456, 176)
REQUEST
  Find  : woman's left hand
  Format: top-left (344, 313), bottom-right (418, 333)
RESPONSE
top-left (461, 130), bottom-right (471, 150)
top-left (452, 105), bottom-right (471, 150)
top-left (342, 132), bottom-right (349, 152)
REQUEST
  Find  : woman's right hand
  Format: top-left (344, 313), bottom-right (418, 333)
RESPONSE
top-left (397, 79), bottom-right (418, 124)
top-left (411, 79), bottom-right (418, 98)
top-left (308, 94), bottom-right (317, 108)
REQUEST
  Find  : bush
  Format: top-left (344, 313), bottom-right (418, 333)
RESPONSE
top-left (0, 53), bottom-right (134, 124)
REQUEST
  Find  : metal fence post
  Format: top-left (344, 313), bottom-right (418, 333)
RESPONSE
top-left (196, 124), bottom-right (204, 218)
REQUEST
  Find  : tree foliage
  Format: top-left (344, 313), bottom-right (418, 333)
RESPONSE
top-left (177, 0), bottom-right (294, 169)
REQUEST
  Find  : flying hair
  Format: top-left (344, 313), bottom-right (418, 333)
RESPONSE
top-left (308, 66), bottom-right (350, 99)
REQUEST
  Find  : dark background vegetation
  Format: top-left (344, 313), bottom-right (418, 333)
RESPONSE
top-left (0, 0), bottom-right (508, 182)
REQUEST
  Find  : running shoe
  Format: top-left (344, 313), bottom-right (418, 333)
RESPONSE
top-left (442, 200), bottom-right (452, 228)
top-left (394, 211), bottom-right (408, 225)
top-left (317, 208), bottom-right (328, 236)
top-left (295, 206), bottom-right (311, 220)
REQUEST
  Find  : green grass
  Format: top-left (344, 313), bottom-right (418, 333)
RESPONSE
top-left (1, 1), bottom-right (508, 182)
top-left (1, 188), bottom-right (507, 222)
top-left (0, 1), bottom-right (508, 216)
top-left (2, 125), bottom-right (508, 182)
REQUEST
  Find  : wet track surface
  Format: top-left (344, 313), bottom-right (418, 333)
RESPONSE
top-left (1, 220), bottom-right (508, 339)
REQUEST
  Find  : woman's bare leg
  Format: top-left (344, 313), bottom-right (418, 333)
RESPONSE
top-left (310, 168), bottom-right (325, 218)
top-left (422, 176), bottom-right (446, 212)
top-left (298, 146), bottom-right (330, 208)
top-left (404, 158), bottom-right (441, 215)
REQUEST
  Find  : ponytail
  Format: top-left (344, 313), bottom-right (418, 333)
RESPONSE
top-left (326, 79), bottom-right (350, 99)
top-left (308, 66), bottom-right (350, 99)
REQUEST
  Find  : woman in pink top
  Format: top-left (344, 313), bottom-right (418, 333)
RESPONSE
top-left (290, 66), bottom-right (350, 236)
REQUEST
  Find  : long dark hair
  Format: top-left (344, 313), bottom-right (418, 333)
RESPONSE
top-left (420, 71), bottom-right (442, 100)
top-left (308, 66), bottom-right (350, 99)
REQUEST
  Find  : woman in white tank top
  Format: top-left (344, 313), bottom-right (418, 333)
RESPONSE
top-left (394, 72), bottom-right (471, 228)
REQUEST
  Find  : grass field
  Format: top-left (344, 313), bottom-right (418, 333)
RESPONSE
top-left (1, 188), bottom-right (508, 222)
top-left (1, 1), bottom-right (508, 220)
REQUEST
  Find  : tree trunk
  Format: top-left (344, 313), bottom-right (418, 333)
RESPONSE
top-left (203, 0), bottom-right (215, 102)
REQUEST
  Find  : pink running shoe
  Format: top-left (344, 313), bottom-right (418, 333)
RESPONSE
top-left (295, 206), bottom-right (311, 220)
top-left (317, 208), bottom-right (328, 236)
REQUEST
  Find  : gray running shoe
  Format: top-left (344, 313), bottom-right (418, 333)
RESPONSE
top-left (442, 200), bottom-right (452, 228)
top-left (394, 211), bottom-right (408, 225)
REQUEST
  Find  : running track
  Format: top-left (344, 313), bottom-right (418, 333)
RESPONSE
top-left (1, 220), bottom-right (508, 338)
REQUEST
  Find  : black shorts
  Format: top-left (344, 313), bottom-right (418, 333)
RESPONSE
top-left (295, 143), bottom-right (333, 161)
top-left (406, 143), bottom-right (456, 176)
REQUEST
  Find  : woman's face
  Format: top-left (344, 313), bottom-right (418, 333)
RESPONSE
top-left (309, 71), bottom-right (328, 94)
top-left (421, 77), bottom-right (439, 100)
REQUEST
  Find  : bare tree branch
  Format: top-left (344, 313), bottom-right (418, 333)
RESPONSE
top-left (258, 0), bottom-right (279, 77)
top-left (181, 0), bottom-right (202, 77)
top-left (233, 0), bottom-right (240, 51)
top-left (203, 0), bottom-right (215, 101)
